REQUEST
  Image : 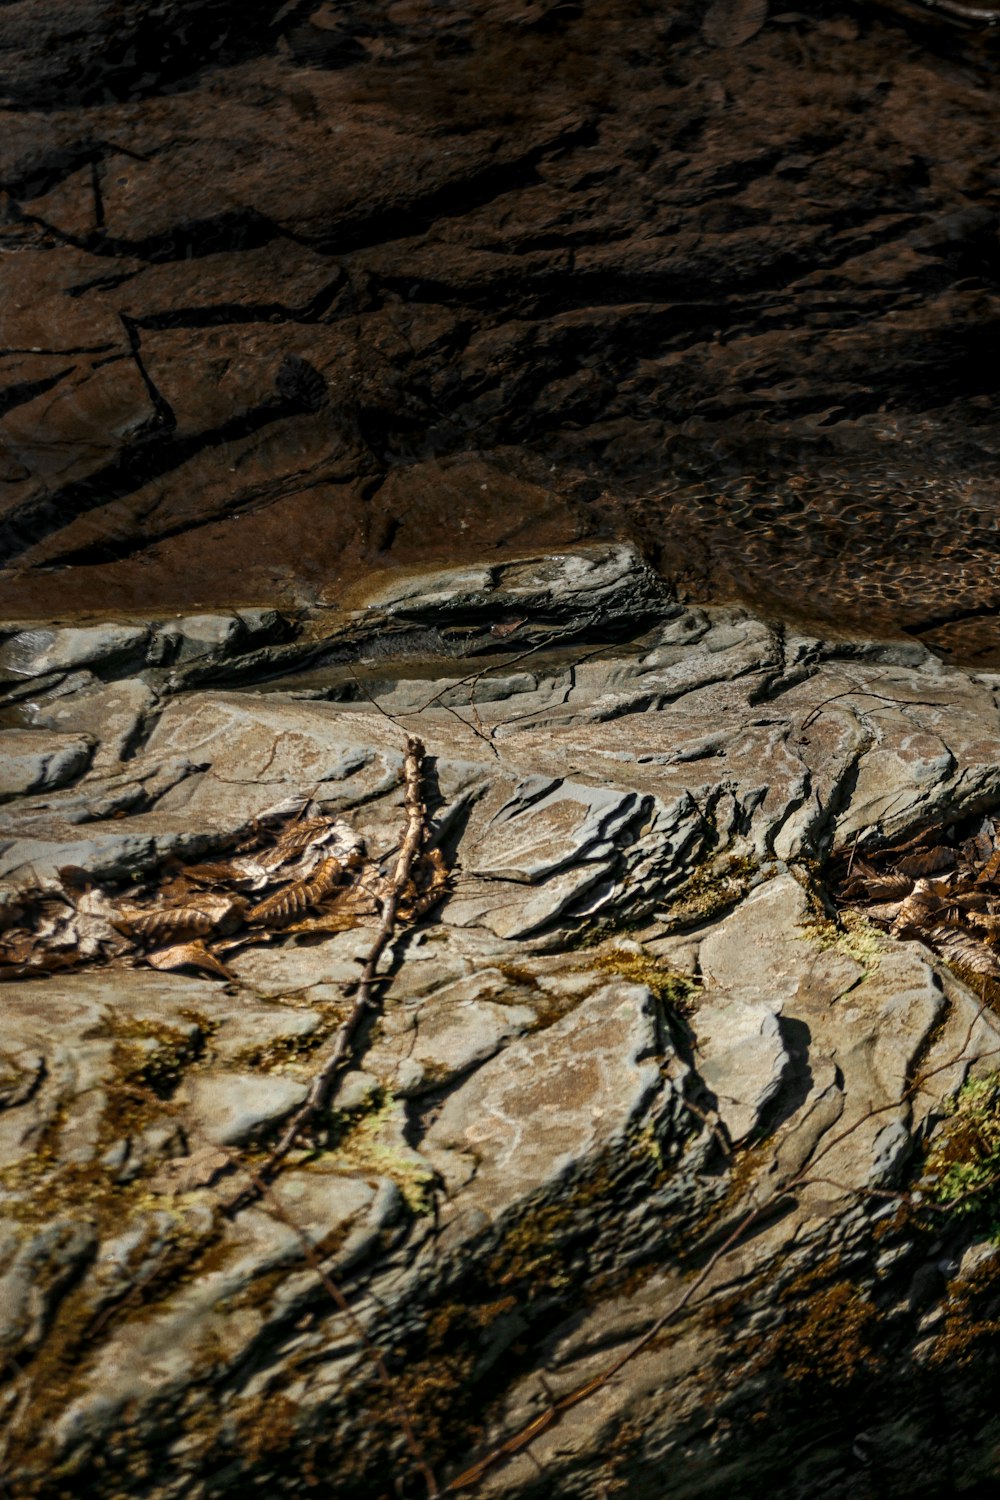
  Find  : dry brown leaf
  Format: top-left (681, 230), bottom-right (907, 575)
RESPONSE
top-left (116, 904), bottom-right (215, 942)
top-left (145, 941), bottom-right (236, 980)
top-left (977, 848), bottom-right (1000, 886)
top-left (190, 855), bottom-right (272, 892)
top-left (67, 887), bottom-right (127, 960)
top-left (965, 817), bottom-right (997, 862)
top-left (247, 855), bottom-right (349, 928)
top-left (702, 0), bottom-right (768, 49)
top-left (256, 817), bottom-right (335, 868)
top-left (0, 929), bottom-right (40, 964)
top-left (281, 910), bottom-right (368, 936)
top-left (881, 827), bottom-right (940, 858)
top-left (930, 925), bottom-right (1000, 978)
top-left (253, 815), bottom-right (361, 872)
top-left (336, 875), bottom-right (387, 915)
top-left (892, 886), bottom-right (948, 936)
top-left (182, 861), bottom-right (244, 886)
top-left (400, 846), bottom-right (452, 919)
top-left (0, 944), bottom-right (80, 978)
top-left (895, 847), bottom-right (956, 878)
top-left (859, 900), bottom-right (904, 925)
top-left (214, 930), bottom-right (277, 955)
top-left (843, 871), bottom-right (913, 902)
top-left (116, 893), bottom-right (247, 944)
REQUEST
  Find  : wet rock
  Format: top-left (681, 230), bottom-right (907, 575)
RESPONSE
top-left (151, 612), bottom-right (244, 665)
top-left (4, 4), bottom-right (1000, 655)
top-left (0, 625), bottom-right (148, 681)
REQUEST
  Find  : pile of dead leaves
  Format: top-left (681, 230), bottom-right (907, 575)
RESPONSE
top-left (834, 815), bottom-right (1000, 985)
top-left (0, 802), bottom-right (448, 982)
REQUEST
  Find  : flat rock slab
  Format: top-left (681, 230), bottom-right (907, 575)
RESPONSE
top-left (423, 980), bottom-right (665, 1213)
top-left (695, 1000), bottom-right (788, 1144)
top-left (0, 728), bottom-right (92, 798)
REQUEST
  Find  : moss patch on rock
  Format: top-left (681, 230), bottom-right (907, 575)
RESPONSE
top-left (922, 1071), bottom-right (1000, 1236)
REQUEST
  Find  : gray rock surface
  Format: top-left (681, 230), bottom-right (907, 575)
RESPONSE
top-left (3, 543), bottom-right (1000, 1499)
top-left (0, 728), bottom-right (93, 798)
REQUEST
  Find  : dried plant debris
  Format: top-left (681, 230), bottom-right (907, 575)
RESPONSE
top-left (833, 815), bottom-right (1000, 986)
top-left (0, 800), bottom-right (450, 983)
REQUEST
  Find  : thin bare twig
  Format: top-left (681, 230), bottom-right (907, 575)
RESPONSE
top-left (799, 688), bottom-right (950, 734)
top-left (444, 982), bottom-right (1000, 1493)
top-left (234, 1160), bottom-right (441, 1499)
top-left (347, 665), bottom-right (408, 731)
top-left (286, 742), bottom-right (425, 1150)
top-left (234, 736), bottom-right (430, 1198)
top-left (443, 1195), bottom-right (777, 1493)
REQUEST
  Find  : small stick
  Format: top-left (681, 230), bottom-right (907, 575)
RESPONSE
top-left (444, 990), bottom-right (1000, 1493)
top-left (443, 1198), bottom-right (775, 1492)
top-left (234, 737), bottom-right (428, 1197)
top-left (236, 1161), bottom-right (441, 1499)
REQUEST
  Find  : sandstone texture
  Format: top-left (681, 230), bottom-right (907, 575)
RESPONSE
top-left (3, 2), bottom-right (1000, 662)
top-left (3, 544), bottom-right (1000, 1497)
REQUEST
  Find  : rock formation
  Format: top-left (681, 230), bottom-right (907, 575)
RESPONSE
top-left (6, 2), bottom-right (1000, 1493)
top-left (3, 546), bottom-right (1000, 1497)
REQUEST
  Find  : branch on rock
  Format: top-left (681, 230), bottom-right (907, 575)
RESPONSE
top-left (234, 1159), bottom-right (441, 1499)
top-left (227, 736), bottom-right (434, 1207)
top-left (443, 995), bottom-right (1000, 1494)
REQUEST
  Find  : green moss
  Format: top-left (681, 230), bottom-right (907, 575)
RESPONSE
top-left (926, 1254), bottom-right (1000, 1368)
top-left (593, 947), bottom-right (702, 1013)
top-left (747, 1257), bottom-right (882, 1391)
top-left (232, 1028), bottom-right (324, 1073)
top-left (777, 1280), bottom-right (881, 1386)
top-left (487, 1200), bottom-right (576, 1293)
top-left (922, 1071), bottom-right (1000, 1235)
top-left (943, 964), bottom-right (1000, 1016)
top-left (659, 854), bottom-right (760, 932)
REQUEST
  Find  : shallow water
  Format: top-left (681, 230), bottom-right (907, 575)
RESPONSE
top-left (2, 1), bottom-right (1000, 652)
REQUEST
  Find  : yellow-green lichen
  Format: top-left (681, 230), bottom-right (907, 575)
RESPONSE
top-left (323, 1090), bottom-right (435, 1214)
top-left (797, 908), bottom-right (888, 972)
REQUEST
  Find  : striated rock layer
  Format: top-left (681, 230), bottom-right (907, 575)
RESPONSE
top-left (3, 545), bottom-right (1000, 1497)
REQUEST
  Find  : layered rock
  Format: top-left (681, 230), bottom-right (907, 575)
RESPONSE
top-left (3, 545), bottom-right (1000, 1497)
